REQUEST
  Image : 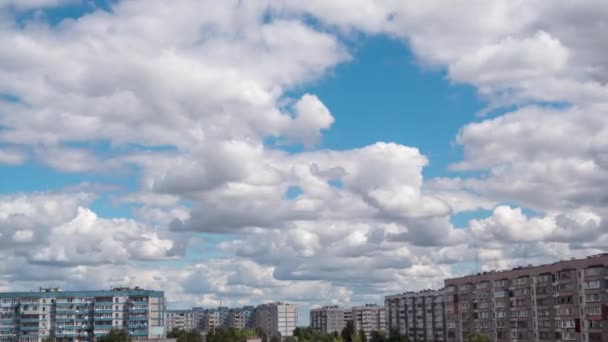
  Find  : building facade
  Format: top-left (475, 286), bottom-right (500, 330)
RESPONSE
top-left (253, 302), bottom-right (298, 337)
top-left (201, 311), bottom-right (220, 332)
top-left (0, 287), bottom-right (165, 342)
top-left (191, 308), bottom-right (205, 331)
top-left (166, 309), bottom-right (198, 332)
top-left (351, 304), bottom-right (385, 339)
top-left (385, 289), bottom-right (447, 342)
top-left (310, 306), bottom-right (350, 334)
top-left (445, 253), bottom-right (608, 342)
top-left (226, 306), bottom-right (254, 329)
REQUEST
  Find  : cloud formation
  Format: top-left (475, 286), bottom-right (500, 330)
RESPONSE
top-left (0, 0), bottom-right (607, 317)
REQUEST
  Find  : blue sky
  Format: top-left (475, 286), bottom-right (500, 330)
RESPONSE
top-left (1, 0), bottom-right (607, 319)
top-left (0, 34), bottom-right (482, 212)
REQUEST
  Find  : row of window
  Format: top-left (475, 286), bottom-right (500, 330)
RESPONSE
top-left (449, 268), bottom-right (606, 292)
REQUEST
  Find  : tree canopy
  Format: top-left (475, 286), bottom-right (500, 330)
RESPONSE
top-left (205, 327), bottom-right (259, 342)
top-left (293, 326), bottom-right (344, 342)
top-left (467, 333), bottom-right (491, 342)
top-left (167, 327), bottom-right (203, 342)
top-left (97, 328), bottom-right (131, 342)
top-left (340, 321), bottom-right (356, 342)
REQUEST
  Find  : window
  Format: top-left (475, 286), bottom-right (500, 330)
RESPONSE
top-left (586, 306), bottom-right (601, 315)
top-left (494, 280), bottom-right (507, 287)
top-left (584, 267), bottom-right (604, 277)
top-left (559, 320), bottom-right (575, 328)
top-left (557, 307), bottom-right (574, 316)
top-left (512, 277), bottom-right (528, 285)
top-left (585, 293), bottom-right (603, 302)
top-left (494, 291), bottom-right (505, 298)
top-left (513, 288), bottom-right (528, 296)
top-left (536, 274), bottom-right (552, 283)
top-left (584, 280), bottom-right (601, 289)
top-left (556, 296), bottom-right (573, 304)
top-left (475, 282), bottom-right (488, 290)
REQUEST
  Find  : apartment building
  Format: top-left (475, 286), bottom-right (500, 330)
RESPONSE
top-left (351, 304), bottom-right (385, 339)
top-left (253, 302), bottom-right (298, 337)
top-left (226, 306), bottom-right (255, 329)
top-left (191, 307), bottom-right (205, 331)
top-left (166, 309), bottom-right (198, 332)
top-left (0, 287), bottom-right (165, 342)
top-left (310, 306), bottom-right (350, 334)
top-left (385, 289), bottom-right (447, 342)
top-left (445, 253), bottom-right (608, 342)
top-left (202, 311), bottom-right (220, 332)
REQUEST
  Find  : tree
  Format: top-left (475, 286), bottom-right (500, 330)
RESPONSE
top-left (341, 321), bottom-right (355, 342)
top-left (206, 327), bottom-right (259, 342)
top-left (369, 331), bottom-right (385, 342)
top-left (177, 330), bottom-right (203, 342)
top-left (97, 328), bottom-right (131, 342)
top-left (358, 329), bottom-right (367, 342)
top-left (467, 333), bottom-right (491, 342)
top-left (387, 329), bottom-right (409, 342)
top-left (255, 327), bottom-right (268, 342)
top-left (167, 328), bottom-right (184, 338)
top-left (293, 327), bottom-right (303, 339)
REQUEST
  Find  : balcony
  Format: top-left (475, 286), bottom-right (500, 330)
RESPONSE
top-left (130, 330), bottom-right (149, 336)
top-left (19, 318), bottom-right (39, 323)
top-left (17, 334), bottom-right (40, 338)
top-left (94, 302), bottom-right (114, 306)
top-left (94, 309), bottom-right (113, 314)
top-left (19, 326), bottom-right (40, 331)
top-left (93, 325), bottom-right (113, 329)
top-left (130, 309), bottom-right (148, 314)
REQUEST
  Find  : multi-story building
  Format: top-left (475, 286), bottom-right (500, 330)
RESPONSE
top-left (344, 309), bottom-right (352, 325)
top-left (445, 253), bottom-right (608, 342)
top-left (0, 287), bottom-right (165, 342)
top-left (191, 307), bottom-right (205, 331)
top-left (216, 307), bottom-right (229, 327)
top-left (310, 306), bottom-right (350, 334)
top-left (351, 304), bottom-right (385, 339)
top-left (202, 311), bottom-right (220, 332)
top-left (226, 306), bottom-right (254, 329)
top-left (253, 302), bottom-right (298, 337)
top-left (166, 309), bottom-right (198, 332)
top-left (385, 289), bottom-right (447, 342)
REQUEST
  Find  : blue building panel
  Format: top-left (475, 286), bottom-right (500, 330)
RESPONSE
top-left (0, 287), bottom-right (165, 340)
